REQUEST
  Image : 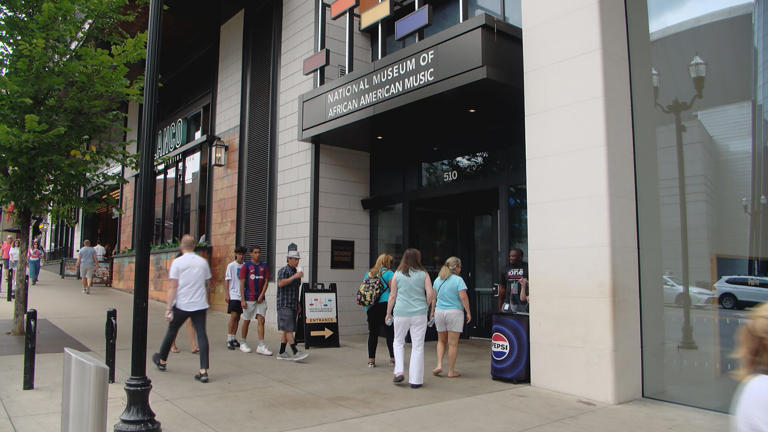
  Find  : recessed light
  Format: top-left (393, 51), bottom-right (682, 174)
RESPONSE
top-left (468, 108), bottom-right (476, 113)
top-left (376, 136), bottom-right (383, 140)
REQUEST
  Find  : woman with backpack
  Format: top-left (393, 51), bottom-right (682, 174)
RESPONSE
top-left (431, 256), bottom-right (471, 378)
top-left (363, 253), bottom-right (395, 368)
top-left (385, 248), bottom-right (436, 388)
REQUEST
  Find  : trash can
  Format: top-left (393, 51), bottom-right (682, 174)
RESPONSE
top-left (490, 312), bottom-right (530, 383)
top-left (61, 348), bottom-right (109, 432)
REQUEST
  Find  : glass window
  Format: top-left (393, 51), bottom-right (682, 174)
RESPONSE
top-left (627, 0), bottom-right (766, 412)
top-left (503, 0), bottom-right (521, 27)
top-left (152, 149), bottom-right (208, 245)
top-left (469, 0), bottom-right (502, 19)
top-left (376, 203), bottom-right (403, 264)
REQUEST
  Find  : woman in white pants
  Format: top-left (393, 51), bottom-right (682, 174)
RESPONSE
top-left (386, 248), bottom-right (435, 388)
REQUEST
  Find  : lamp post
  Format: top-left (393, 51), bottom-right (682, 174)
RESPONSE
top-left (652, 55), bottom-right (707, 350)
top-left (114, 0), bottom-right (163, 430)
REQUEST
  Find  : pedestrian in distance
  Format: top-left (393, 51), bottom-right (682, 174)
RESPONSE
top-left (1, 235), bottom-right (12, 285)
top-left (76, 239), bottom-right (98, 294)
top-left (275, 243), bottom-right (309, 361)
top-left (27, 240), bottom-right (44, 285)
top-left (363, 253), bottom-right (395, 368)
top-left (238, 246), bottom-right (272, 355)
top-left (386, 248), bottom-right (436, 388)
top-left (431, 256), bottom-right (471, 378)
top-left (152, 235), bottom-right (212, 383)
top-left (224, 245), bottom-right (247, 351)
top-left (731, 302), bottom-right (768, 431)
top-left (8, 239), bottom-right (20, 288)
top-left (94, 240), bottom-right (107, 262)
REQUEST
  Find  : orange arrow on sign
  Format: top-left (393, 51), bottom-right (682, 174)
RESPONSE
top-left (310, 328), bottom-right (334, 339)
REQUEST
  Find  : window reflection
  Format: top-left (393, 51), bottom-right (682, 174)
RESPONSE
top-left (629, 0), bottom-right (767, 412)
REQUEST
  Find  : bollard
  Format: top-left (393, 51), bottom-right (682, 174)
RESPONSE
top-left (329, 282), bottom-right (337, 292)
top-left (105, 309), bottom-right (117, 383)
top-left (6, 271), bottom-right (12, 302)
top-left (23, 309), bottom-right (37, 390)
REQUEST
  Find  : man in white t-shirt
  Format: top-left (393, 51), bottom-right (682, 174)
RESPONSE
top-left (152, 235), bottom-right (212, 383)
top-left (224, 246), bottom-right (247, 351)
top-left (93, 241), bottom-right (107, 262)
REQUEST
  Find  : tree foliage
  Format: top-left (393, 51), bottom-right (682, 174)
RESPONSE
top-left (0, 0), bottom-right (146, 334)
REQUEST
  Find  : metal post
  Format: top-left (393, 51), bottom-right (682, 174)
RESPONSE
top-left (23, 309), bottom-right (37, 390)
top-left (459, 0), bottom-right (468, 22)
top-left (345, 11), bottom-right (354, 74)
top-left (315, 0), bottom-right (326, 87)
top-left (114, 0), bottom-right (162, 430)
top-left (106, 309), bottom-right (117, 384)
top-left (6, 269), bottom-right (12, 301)
top-left (415, 0), bottom-right (422, 42)
top-left (674, 110), bottom-right (697, 350)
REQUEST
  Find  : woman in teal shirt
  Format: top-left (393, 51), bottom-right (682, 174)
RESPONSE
top-left (386, 248), bottom-right (436, 388)
top-left (432, 256), bottom-right (471, 378)
top-left (364, 253), bottom-right (395, 367)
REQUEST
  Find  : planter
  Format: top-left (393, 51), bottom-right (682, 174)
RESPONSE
top-left (111, 246), bottom-right (212, 303)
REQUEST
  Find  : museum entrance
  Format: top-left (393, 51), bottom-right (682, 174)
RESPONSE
top-left (410, 189), bottom-right (498, 338)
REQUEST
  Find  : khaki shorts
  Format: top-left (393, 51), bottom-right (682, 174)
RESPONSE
top-left (435, 309), bottom-right (465, 333)
top-left (242, 300), bottom-right (267, 321)
top-left (80, 265), bottom-right (95, 279)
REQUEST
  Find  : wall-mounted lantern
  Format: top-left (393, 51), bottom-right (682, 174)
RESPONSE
top-left (211, 136), bottom-right (228, 167)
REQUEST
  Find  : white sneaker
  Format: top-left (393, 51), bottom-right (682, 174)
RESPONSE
top-left (276, 351), bottom-right (292, 360)
top-left (256, 344), bottom-right (273, 356)
top-left (291, 350), bottom-right (309, 362)
top-left (239, 342), bottom-right (252, 353)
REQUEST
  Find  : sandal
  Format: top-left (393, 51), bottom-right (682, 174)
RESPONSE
top-left (432, 367), bottom-right (442, 376)
top-left (191, 347), bottom-right (200, 354)
top-left (170, 346), bottom-right (180, 353)
top-left (368, 361), bottom-right (376, 368)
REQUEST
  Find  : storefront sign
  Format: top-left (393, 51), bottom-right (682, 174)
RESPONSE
top-left (305, 292), bottom-right (338, 323)
top-left (325, 49), bottom-right (436, 120)
top-left (155, 118), bottom-right (188, 160)
top-left (330, 239), bottom-right (355, 269)
top-left (300, 283), bottom-right (341, 348)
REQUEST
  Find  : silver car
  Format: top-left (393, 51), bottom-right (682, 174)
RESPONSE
top-left (663, 275), bottom-right (717, 307)
top-left (714, 276), bottom-right (768, 309)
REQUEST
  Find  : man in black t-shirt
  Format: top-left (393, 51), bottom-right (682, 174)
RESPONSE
top-left (498, 248), bottom-right (529, 312)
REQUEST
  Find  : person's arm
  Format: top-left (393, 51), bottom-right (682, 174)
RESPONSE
top-left (278, 271), bottom-right (300, 287)
top-left (520, 278), bottom-right (529, 302)
top-left (425, 274), bottom-right (435, 310)
top-left (257, 272), bottom-right (268, 304)
top-left (385, 276), bottom-right (398, 320)
top-left (224, 267), bottom-right (231, 303)
top-left (92, 251), bottom-right (98, 265)
top-left (166, 279), bottom-right (178, 321)
top-left (459, 290), bottom-right (471, 323)
top-left (75, 252), bottom-right (81, 267)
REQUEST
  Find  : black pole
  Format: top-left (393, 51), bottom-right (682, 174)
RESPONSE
top-left (106, 308), bottom-right (117, 384)
top-left (6, 269), bottom-right (12, 301)
top-left (23, 309), bottom-right (37, 390)
top-left (114, 0), bottom-right (163, 430)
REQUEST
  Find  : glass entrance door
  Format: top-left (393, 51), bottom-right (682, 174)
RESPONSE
top-left (410, 189), bottom-right (498, 338)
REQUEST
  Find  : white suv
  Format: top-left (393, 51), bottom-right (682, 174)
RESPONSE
top-left (713, 276), bottom-right (768, 309)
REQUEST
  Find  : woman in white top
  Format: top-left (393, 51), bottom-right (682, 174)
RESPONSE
top-left (8, 240), bottom-right (20, 272)
top-left (731, 302), bottom-right (768, 431)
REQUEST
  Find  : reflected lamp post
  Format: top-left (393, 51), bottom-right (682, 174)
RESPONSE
top-left (652, 55), bottom-right (707, 350)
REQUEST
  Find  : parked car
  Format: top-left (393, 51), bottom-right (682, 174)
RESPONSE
top-left (663, 275), bottom-right (717, 307)
top-left (713, 276), bottom-right (768, 309)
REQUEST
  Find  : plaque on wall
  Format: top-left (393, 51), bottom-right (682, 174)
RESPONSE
top-left (330, 240), bottom-right (354, 269)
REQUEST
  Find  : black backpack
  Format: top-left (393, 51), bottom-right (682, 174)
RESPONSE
top-left (356, 271), bottom-right (386, 307)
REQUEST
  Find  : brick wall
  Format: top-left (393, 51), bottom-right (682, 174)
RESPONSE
top-left (119, 177), bottom-right (134, 252)
top-left (112, 248), bottom-right (212, 303)
top-left (207, 130), bottom-right (239, 312)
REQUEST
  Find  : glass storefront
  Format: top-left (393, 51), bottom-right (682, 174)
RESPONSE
top-left (627, 0), bottom-right (768, 412)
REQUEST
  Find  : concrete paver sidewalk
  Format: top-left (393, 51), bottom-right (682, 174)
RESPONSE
top-left (0, 269), bottom-right (729, 431)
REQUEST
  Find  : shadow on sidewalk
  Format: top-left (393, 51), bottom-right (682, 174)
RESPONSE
top-left (0, 319), bottom-right (89, 356)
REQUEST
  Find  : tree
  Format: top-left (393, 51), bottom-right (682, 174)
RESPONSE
top-left (0, 0), bottom-right (145, 335)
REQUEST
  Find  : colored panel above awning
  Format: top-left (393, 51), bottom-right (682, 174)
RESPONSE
top-left (330, 0), bottom-right (358, 19)
top-left (360, 0), bottom-right (391, 30)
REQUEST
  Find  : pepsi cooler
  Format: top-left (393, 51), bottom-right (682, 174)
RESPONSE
top-left (490, 312), bottom-right (530, 383)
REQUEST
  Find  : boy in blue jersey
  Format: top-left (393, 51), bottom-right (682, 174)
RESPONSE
top-left (238, 246), bottom-right (272, 355)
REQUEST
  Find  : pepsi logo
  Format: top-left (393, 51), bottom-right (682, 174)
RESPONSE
top-left (491, 332), bottom-right (509, 360)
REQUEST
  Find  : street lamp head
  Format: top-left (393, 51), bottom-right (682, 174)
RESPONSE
top-left (651, 66), bottom-right (660, 101)
top-left (688, 55), bottom-right (706, 97)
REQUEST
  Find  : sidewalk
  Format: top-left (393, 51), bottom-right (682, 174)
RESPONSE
top-left (0, 269), bottom-right (728, 431)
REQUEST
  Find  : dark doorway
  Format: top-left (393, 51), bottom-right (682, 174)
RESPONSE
top-left (410, 189), bottom-right (498, 338)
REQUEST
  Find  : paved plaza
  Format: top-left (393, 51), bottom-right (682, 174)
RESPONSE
top-left (0, 269), bottom-right (729, 431)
